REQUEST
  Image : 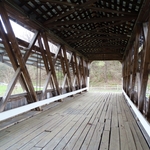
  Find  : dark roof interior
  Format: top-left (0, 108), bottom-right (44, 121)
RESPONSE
top-left (2, 0), bottom-right (150, 61)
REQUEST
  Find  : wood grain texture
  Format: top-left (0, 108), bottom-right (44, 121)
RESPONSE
top-left (0, 92), bottom-right (149, 150)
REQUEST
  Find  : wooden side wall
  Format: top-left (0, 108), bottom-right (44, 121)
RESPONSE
top-left (123, 22), bottom-right (150, 122)
top-left (0, 2), bottom-right (89, 112)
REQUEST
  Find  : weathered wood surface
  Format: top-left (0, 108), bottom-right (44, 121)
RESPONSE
top-left (0, 92), bottom-right (149, 150)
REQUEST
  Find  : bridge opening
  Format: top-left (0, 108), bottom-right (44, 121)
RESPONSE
top-left (90, 61), bottom-right (122, 92)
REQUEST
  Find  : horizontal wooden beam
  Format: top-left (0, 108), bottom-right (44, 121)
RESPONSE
top-left (34, 0), bottom-right (76, 7)
top-left (48, 16), bottom-right (136, 26)
top-left (0, 88), bottom-right (87, 122)
top-left (86, 6), bottom-right (138, 15)
top-left (86, 51), bottom-right (121, 55)
top-left (51, 26), bottom-right (128, 37)
top-left (77, 45), bottom-right (125, 50)
top-left (87, 54), bottom-right (123, 60)
top-left (67, 36), bottom-right (128, 42)
top-left (44, 1), bottom-right (135, 25)
top-left (44, 9), bottom-right (75, 25)
top-left (37, 0), bottom-right (137, 19)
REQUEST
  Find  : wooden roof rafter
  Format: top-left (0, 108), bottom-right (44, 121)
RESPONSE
top-left (51, 19), bottom-right (129, 34)
top-left (44, 6), bottom-right (137, 25)
top-left (65, 35), bottom-right (128, 42)
top-left (47, 15), bottom-right (136, 27)
top-left (1, 0), bottom-right (146, 61)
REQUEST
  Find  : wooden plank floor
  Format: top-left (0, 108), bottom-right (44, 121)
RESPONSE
top-left (0, 92), bottom-right (149, 150)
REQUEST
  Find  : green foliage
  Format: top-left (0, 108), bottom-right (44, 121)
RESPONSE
top-left (0, 63), bottom-right (14, 83)
top-left (0, 61), bottom-right (122, 96)
top-left (0, 85), bottom-right (7, 96)
top-left (56, 70), bottom-right (64, 80)
top-left (90, 61), bottom-right (122, 86)
top-left (0, 84), bottom-right (24, 96)
top-left (91, 61), bottom-right (105, 68)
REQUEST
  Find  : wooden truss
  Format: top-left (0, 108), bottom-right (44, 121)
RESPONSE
top-left (0, 0), bottom-right (150, 125)
top-left (0, 2), bottom-right (89, 112)
top-left (2, 0), bottom-right (144, 61)
top-left (123, 21), bottom-right (150, 121)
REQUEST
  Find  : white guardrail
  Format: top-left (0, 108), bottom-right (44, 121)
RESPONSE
top-left (0, 88), bottom-right (87, 122)
top-left (122, 89), bottom-right (150, 145)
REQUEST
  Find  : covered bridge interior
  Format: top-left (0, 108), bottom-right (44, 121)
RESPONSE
top-left (0, 0), bottom-right (150, 149)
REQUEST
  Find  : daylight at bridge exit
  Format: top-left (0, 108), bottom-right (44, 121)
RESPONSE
top-left (0, 0), bottom-right (150, 149)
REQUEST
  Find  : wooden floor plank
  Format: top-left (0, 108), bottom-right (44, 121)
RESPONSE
top-left (10, 103), bottom-right (88, 149)
top-left (109, 95), bottom-right (120, 150)
top-left (119, 124), bottom-right (129, 150)
top-left (86, 95), bottom-right (110, 150)
top-left (0, 96), bottom-right (80, 139)
top-left (62, 94), bottom-right (105, 150)
top-left (79, 118), bottom-right (98, 150)
top-left (2, 94), bottom-right (89, 149)
top-left (20, 132), bottom-right (49, 150)
top-left (73, 94), bottom-right (107, 150)
top-left (42, 104), bottom-right (94, 149)
top-left (132, 121), bottom-right (150, 150)
top-left (0, 92), bottom-right (149, 150)
top-left (130, 122), bottom-right (143, 150)
top-left (124, 122), bottom-right (137, 150)
top-left (111, 95), bottom-right (118, 128)
top-left (54, 95), bottom-right (104, 150)
top-left (104, 119), bottom-right (111, 131)
top-left (121, 96), bottom-right (141, 150)
top-left (121, 95), bottom-right (149, 150)
top-left (87, 122), bottom-right (104, 150)
top-left (4, 115), bottom-right (69, 149)
top-left (30, 147), bottom-right (42, 150)
top-left (36, 93), bottom-right (101, 149)
top-left (53, 116), bottom-right (87, 150)
top-left (0, 101), bottom-right (59, 131)
top-left (118, 95), bottom-right (130, 150)
top-left (99, 130), bottom-right (110, 150)
top-left (109, 127), bottom-right (120, 150)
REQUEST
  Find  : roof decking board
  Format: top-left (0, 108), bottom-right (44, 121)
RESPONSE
top-left (2, 0), bottom-right (146, 60)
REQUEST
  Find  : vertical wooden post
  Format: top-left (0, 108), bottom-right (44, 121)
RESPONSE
top-left (60, 48), bottom-right (69, 93)
top-left (77, 57), bottom-right (82, 88)
top-left (42, 32), bottom-right (60, 95)
top-left (139, 22), bottom-right (150, 113)
top-left (80, 57), bottom-right (86, 87)
top-left (38, 36), bottom-right (49, 73)
top-left (70, 54), bottom-right (77, 90)
top-left (124, 57), bottom-right (128, 93)
top-left (62, 47), bottom-right (73, 92)
top-left (130, 25), bottom-right (141, 101)
top-left (126, 48), bottom-right (133, 96)
top-left (123, 57), bottom-right (128, 93)
top-left (126, 49), bottom-right (131, 95)
top-left (74, 53), bottom-right (81, 89)
top-left (86, 61), bottom-right (90, 91)
top-left (38, 36), bottom-right (62, 98)
top-left (122, 61), bottom-right (126, 91)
